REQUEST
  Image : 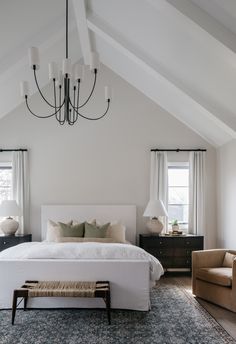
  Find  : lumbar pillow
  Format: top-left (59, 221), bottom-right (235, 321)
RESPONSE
top-left (106, 223), bottom-right (126, 243)
top-left (84, 222), bottom-right (110, 238)
top-left (57, 237), bottom-right (118, 243)
top-left (46, 220), bottom-right (72, 242)
top-left (58, 222), bottom-right (85, 237)
top-left (222, 252), bottom-right (236, 267)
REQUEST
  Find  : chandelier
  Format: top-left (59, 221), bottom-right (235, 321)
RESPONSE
top-left (20, 0), bottom-right (111, 125)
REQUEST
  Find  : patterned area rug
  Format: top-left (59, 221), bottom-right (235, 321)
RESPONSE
top-left (0, 278), bottom-right (235, 344)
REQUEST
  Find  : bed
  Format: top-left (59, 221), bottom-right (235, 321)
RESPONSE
top-left (0, 205), bottom-right (164, 310)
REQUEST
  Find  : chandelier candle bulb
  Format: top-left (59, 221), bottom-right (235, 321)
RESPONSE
top-left (49, 62), bottom-right (58, 80)
top-left (74, 64), bottom-right (81, 81)
top-left (29, 47), bottom-right (40, 70)
top-left (56, 71), bottom-right (63, 87)
top-left (90, 52), bottom-right (99, 71)
top-left (80, 65), bottom-right (85, 81)
top-left (105, 86), bottom-right (112, 100)
top-left (20, 81), bottom-right (29, 98)
top-left (63, 58), bottom-right (71, 75)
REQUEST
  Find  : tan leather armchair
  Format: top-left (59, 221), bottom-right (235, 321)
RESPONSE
top-left (192, 249), bottom-right (236, 312)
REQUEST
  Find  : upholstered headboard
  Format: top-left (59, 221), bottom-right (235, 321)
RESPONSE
top-left (41, 205), bottom-right (137, 244)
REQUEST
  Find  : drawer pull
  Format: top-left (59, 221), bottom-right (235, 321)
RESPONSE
top-left (186, 241), bottom-right (190, 245)
top-left (160, 241), bottom-right (163, 245)
top-left (3, 241), bottom-right (6, 245)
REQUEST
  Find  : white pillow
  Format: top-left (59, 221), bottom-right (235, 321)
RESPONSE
top-left (106, 223), bottom-right (126, 243)
top-left (45, 220), bottom-right (72, 242)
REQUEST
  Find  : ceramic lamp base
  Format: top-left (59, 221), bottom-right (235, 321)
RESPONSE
top-left (1, 218), bottom-right (19, 235)
top-left (146, 218), bottom-right (164, 234)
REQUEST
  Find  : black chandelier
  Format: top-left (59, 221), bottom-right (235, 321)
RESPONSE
top-left (20, 0), bottom-right (111, 125)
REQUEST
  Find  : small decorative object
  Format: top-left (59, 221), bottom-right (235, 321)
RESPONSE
top-left (143, 199), bottom-right (168, 234)
top-left (171, 219), bottom-right (179, 232)
top-left (0, 200), bottom-right (21, 235)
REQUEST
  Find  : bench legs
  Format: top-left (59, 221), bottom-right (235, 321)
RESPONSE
top-left (12, 290), bottom-right (28, 325)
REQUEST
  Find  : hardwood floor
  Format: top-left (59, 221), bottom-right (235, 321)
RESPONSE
top-left (168, 273), bottom-right (236, 340)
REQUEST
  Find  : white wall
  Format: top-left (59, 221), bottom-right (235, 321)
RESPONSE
top-left (0, 65), bottom-right (216, 246)
top-left (217, 139), bottom-right (236, 248)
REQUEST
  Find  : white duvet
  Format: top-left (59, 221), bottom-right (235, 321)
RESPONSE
top-left (0, 241), bottom-right (164, 281)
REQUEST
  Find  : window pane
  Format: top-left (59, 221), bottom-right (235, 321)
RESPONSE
top-left (168, 168), bottom-right (189, 187)
top-left (168, 205), bottom-right (188, 223)
top-left (168, 187), bottom-right (189, 205)
top-left (0, 168), bottom-right (12, 201)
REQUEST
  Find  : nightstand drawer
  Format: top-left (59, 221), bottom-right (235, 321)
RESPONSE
top-left (0, 234), bottom-right (32, 252)
top-left (148, 248), bottom-right (174, 258)
top-left (0, 237), bottom-right (14, 250)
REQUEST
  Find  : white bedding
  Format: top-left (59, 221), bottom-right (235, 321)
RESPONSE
top-left (0, 242), bottom-right (164, 281)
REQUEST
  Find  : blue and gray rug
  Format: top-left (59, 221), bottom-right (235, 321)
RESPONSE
top-left (0, 278), bottom-right (235, 344)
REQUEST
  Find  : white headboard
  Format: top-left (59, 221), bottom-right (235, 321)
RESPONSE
top-left (41, 205), bottom-right (137, 244)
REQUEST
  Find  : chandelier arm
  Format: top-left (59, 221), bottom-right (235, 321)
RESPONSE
top-left (25, 96), bottom-right (65, 119)
top-left (74, 70), bottom-right (97, 109)
top-left (33, 68), bottom-right (57, 108)
top-left (53, 79), bottom-right (57, 113)
top-left (73, 86), bottom-right (76, 121)
top-left (69, 99), bottom-right (110, 121)
top-left (77, 80), bottom-right (80, 109)
top-left (55, 86), bottom-right (66, 125)
top-left (68, 108), bottom-right (78, 125)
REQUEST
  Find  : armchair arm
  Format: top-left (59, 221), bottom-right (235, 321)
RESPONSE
top-left (192, 249), bottom-right (226, 269)
top-left (232, 258), bottom-right (236, 291)
top-left (192, 249), bottom-right (227, 294)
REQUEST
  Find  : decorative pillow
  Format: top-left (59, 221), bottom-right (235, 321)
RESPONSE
top-left (73, 219), bottom-right (96, 226)
top-left (57, 237), bottom-right (118, 243)
top-left (222, 252), bottom-right (236, 267)
top-left (45, 220), bottom-right (72, 242)
top-left (106, 223), bottom-right (126, 243)
top-left (58, 222), bottom-right (84, 237)
top-left (84, 222), bottom-right (110, 238)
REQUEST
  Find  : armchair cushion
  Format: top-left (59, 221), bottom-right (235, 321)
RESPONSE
top-left (222, 252), bottom-right (236, 268)
top-left (196, 267), bottom-right (232, 287)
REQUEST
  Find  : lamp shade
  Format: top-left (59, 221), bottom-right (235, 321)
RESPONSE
top-left (143, 200), bottom-right (168, 217)
top-left (0, 200), bottom-right (21, 217)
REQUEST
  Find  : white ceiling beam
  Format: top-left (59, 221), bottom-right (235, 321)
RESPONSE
top-left (165, 0), bottom-right (236, 55)
top-left (87, 12), bottom-right (235, 147)
top-left (72, 0), bottom-right (91, 65)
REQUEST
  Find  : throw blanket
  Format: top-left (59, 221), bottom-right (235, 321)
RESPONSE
top-left (0, 242), bottom-right (164, 281)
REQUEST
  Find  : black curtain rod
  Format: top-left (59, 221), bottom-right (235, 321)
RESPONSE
top-left (150, 149), bottom-right (207, 152)
top-left (0, 149), bottom-right (28, 152)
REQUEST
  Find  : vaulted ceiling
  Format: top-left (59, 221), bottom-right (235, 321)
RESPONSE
top-left (0, 0), bottom-right (236, 147)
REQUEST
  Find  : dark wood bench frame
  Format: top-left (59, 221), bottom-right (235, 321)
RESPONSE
top-left (12, 280), bottom-right (111, 325)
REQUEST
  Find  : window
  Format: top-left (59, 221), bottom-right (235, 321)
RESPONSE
top-left (168, 163), bottom-right (189, 229)
top-left (0, 163), bottom-right (12, 202)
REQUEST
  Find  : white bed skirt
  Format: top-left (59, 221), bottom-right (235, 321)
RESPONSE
top-left (0, 259), bottom-right (151, 311)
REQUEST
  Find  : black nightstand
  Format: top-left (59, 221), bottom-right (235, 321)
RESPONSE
top-left (0, 234), bottom-right (32, 252)
top-left (139, 234), bottom-right (204, 271)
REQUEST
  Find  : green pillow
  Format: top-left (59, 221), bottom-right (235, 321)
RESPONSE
top-left (84, 222), bottom-right (110, 238)
top-left (59, 222), bottom-right (84, 237)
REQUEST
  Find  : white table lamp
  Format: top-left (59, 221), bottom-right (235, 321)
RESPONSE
top-left (0, 200), bottom-right (21, 235)
top-left (143, 199), bottom-right (168, 234)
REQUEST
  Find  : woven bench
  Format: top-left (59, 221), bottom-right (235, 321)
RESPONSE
top-left (12, 280), bottom-right (111, 325)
